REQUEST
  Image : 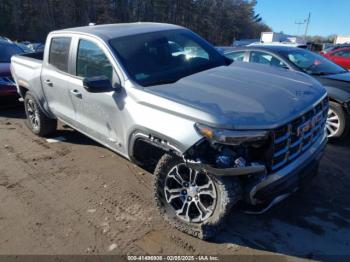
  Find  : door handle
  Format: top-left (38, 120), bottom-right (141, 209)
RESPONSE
top-left (70, 89), bottom-right (82, 98)
top-left (44, 79), bottom-right (53, 87)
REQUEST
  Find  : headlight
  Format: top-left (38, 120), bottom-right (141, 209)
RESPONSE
top-left (195, 123), bottom-right (269, 145)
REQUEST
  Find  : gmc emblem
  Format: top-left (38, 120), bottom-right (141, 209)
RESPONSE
top-left (296, 113), bottom-right (322, 137)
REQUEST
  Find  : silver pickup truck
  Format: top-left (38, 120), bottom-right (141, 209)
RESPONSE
top-left (11, 23), bottom-right (328, 239)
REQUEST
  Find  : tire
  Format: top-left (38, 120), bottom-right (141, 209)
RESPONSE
top-left (24, 92), bottom-right (57, 137)
top-left (326, 101), bottom-right (349, 141)
top-left (153, 154), bottom-right (241, 239)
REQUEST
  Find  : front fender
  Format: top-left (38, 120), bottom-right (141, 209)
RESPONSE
top-left (127, 126), bottom-right (200, 160)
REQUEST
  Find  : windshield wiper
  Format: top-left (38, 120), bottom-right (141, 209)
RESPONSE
top-left (310, 72), bottom-right (331, 76)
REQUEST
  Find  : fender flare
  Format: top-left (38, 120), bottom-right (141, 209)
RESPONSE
top-left (128, 129), bottom-right (184, 162)
top-left (23, 89), bottom-right (56, 120)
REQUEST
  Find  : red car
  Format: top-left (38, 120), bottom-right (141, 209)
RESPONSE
top-left (0, 41), bottom-right (23, 97)
top-left (322, 47), bottom-right (350, 70)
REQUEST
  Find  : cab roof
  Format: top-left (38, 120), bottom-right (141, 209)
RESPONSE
top-left (53, 23), bottom-right (184, 41)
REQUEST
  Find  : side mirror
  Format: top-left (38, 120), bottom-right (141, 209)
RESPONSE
top-left (83, 76), bottom-right (115, 93)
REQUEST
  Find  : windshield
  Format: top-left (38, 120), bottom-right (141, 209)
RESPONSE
top-left (0, 44), bottom-right (23, 63)
top-left (109, 29), bottom-right (227, 86)
top-left (284, 49), bottom-right (347, 75)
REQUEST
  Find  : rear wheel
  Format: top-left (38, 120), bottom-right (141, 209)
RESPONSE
top-left (24, 92), bottom-right (57, 137)
top-left (326, 102), bottom-right (349, 140)
top-left (153, 154), bottom-right (241, 239)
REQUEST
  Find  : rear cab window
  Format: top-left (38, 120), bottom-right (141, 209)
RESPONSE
top-left (49, 37), bottom-right (72, 73)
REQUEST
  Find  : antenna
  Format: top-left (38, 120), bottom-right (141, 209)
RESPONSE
top-left (304, 13), bottom-right (311, 40)
top-left (295, 21), bottom-right (305, 35)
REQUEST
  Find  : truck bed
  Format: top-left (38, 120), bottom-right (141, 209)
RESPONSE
top-left (20, 52), bottom-right (44, 60)
top-left (11, 52), bottom-right (44, 98)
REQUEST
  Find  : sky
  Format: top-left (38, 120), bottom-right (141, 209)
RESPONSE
top-left (255, 0), bottom-right (350, 37)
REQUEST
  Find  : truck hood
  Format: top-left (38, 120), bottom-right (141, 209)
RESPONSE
top-left (145, 62), bottom-right (327, 129)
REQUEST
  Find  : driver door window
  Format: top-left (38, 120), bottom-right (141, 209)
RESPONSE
top-left (76, 40), bottom-right (119, 85)
top-left (250, 51), bottom-right (287, 68)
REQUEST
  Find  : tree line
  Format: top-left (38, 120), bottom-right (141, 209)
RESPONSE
top-left (0, 0), bottom-right (270, 45)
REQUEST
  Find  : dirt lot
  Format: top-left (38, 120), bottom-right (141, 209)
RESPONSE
top-left (0, 102), bottom-right (350, 260)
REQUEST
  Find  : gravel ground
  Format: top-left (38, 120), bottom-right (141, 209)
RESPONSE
top-left (0, 102), bottom-right (349, 261)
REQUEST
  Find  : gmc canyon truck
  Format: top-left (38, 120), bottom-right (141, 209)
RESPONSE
top-left (11, 23), bottom-right (328, 239)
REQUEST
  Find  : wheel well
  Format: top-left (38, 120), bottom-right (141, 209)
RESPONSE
top-left (132, 139), bottom-right (170, 173)
top-left (329, 97), bottom-right (337, 103)
top-left (18, 85), bottom-right (29, 97)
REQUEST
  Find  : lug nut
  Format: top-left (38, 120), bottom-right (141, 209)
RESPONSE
top-left (187, 196), bottom-right (192, 201)
top-left (184, 182), bottom-right (189, 187)
top-left (195, 195), bottom-right (199, 200)
top-left (182, 190), bottom-right (187, 195)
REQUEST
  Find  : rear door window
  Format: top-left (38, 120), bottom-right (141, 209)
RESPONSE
top-left (49, 37), bottom-right (72, 73)
top-left (225, 51), bottom-right (245, 61)
top-left (249, 51), bottom-right (287, 68)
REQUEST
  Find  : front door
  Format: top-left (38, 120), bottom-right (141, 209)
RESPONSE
top-left (68, 38), bottom-right (123, 150)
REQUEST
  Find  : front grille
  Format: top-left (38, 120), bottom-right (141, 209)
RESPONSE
top-left (270, 97), bottom-right (328, 172)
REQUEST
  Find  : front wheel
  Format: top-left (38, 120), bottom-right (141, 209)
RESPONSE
top-left (326, 101), bottom-right (349, 140)
top-left (153, 154), bottom-right (241, 239)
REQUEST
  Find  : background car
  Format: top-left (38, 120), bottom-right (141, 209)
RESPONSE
top-left (0, 41), bottom-right (23, 98)
top-left (15, 42), bottom-right (34, 53)
top-left (27, 42), bottom-right (45, 52)
top-left (223, 45), bottom-right (350, 140)
top-left (320, 44), bottom-right (350, 55)
top-left (0, 36), bottom-right (12, 43)
top-left (321, 47), bottom-right (350, 70)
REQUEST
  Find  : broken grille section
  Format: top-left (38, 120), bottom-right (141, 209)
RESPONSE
top-left (271, 98), bottom-right (328, 172)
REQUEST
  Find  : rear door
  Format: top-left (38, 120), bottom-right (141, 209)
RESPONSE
top-left (41, 36), bottom-right (76, 125)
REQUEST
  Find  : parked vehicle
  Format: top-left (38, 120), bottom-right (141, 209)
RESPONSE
top-left (0, 36), bottom-right (12, 43)
top-left (232, 39), bottom-right (259, 46)
top-left (11, 23), bottom-right (328, 239)
top-left (15, 42), bottom-right (34, 53)
top-left (249, 41), bottom-right (308, 49)
top-left (223, 46), bottom-right (350, 140)
top-left (321, 47), bottom-right (350, 70)
top-left (0, 41), bottom-right (23, 97)
top-left (27, 43), bottom-right (45, 52)
top-left (320, 44), bottom-right (350, 55)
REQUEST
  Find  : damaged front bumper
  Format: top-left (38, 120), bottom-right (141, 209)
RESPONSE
top-left (248, 132), bottom-right (327, 205)
top-left (186, 160), bottom-right (266, 176)
top-left (185, 131), bottom-right (327, 208)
